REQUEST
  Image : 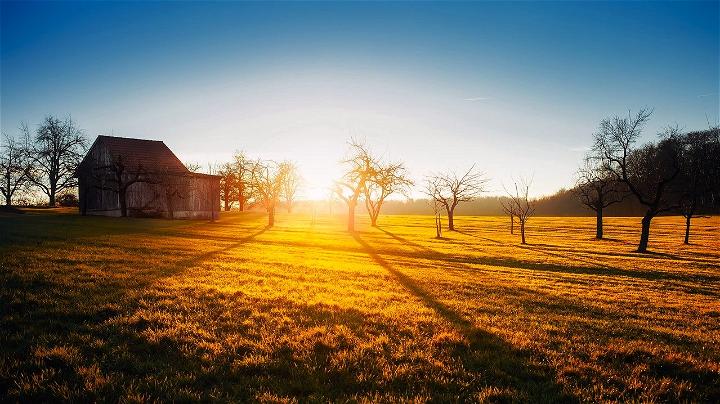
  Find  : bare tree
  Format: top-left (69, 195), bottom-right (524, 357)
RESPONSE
top-left (424, 165), bottom-right (488, 231)
top-left (184, 161), bottom-right (202, 173)
top-left (81, 155), bottom-right (150, 217)
top-left (217, 162), bottom-right (237, 212)
top-left (499, 198), bottom-right (515, 235)
top-left (280, 161), bottom-right (301, 214)
top-left (0, 132), bottom-right (32, 206)
top-left (504, 177), bottom-right (535, 244)
top-left (364, 160), bottom-right (413, 226)
top-left (250, 160), bottom-right (286, 227)
top-left (233, 151), bottom-right (255, 211)
top-left (592, 109), bottom-right (683, 252)
top-left (674, 127), bottom-right (720, 244)
top-left (574, 157), bottom-right (624, 239)
top-left (334, 140), bottom-right (376, 232)
top-left (425, 179), bottom-right (443, 238)
top-left (27, 116), bottom-right (88, 206)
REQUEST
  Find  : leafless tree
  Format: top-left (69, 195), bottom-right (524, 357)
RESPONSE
top-left (233, 151), bottom-right (256, 211)
top-left (592, 109), bottom-right (682, 252)
top-left (81, 155), bottom-right (150, 217)
top-left (574, 157), bottom-right (624, 239)
top-left (424, 165), bottom-right (488, 231)
top-left (250, 160), bottom-right (287, 227)
top-left (425, 180), bottom-right (443, 238)
top-left (280, 161), bottom-right (301, 214)
top-left (364, 160), bottom-right (413, 226)
top-left (184, 161), bottom-right (202, 173)
top-left (504, 177), bottom-right (535, 244)
top-left (217, 162), bottom-right (237, 212)
top-left (0, 132), bottom-right (32, 206)
top-left (27, 116), bottom-right (88, 206)
top-left (674, 127), bottom-right (720, 244)
top-left (334, 140), bottom-right (376, 232)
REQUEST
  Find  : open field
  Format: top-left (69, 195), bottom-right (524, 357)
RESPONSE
top-left (1, 210), bottom-right (719, 402)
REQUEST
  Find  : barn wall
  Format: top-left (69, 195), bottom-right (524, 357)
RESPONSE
top-left (78, 141), bottom-right (121, 213)
top-left (124, 175), bottom-right (220, 219)
top-left (78, 139), bottom-right (220, 219)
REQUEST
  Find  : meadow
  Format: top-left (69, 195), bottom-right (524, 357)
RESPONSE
top-left (0, 209), bottom-right (718, 402)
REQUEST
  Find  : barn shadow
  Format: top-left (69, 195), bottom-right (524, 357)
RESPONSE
top-left (351, 232), bottom-right (575, 402)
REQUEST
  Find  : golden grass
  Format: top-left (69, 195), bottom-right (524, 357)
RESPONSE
top-left (1, 210), bottom-right (718, 402)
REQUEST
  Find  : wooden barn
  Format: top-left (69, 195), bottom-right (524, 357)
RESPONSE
top-left (76, 135), bottom-right (220, 219)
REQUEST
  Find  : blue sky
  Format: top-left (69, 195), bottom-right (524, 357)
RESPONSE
top-left (2, 1), bottom-right (718, 198)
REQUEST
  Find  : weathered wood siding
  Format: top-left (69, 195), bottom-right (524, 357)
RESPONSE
top-left (78, 139), bottom-right (220, 219)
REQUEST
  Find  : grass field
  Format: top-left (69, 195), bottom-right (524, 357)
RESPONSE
top-left (1, 209), bottom-right (719, 402)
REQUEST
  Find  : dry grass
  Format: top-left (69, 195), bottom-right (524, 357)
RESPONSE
top-left (1, 209), bottom-right (718, 402)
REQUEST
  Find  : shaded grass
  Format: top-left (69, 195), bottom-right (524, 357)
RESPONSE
top-left (1, 210), bottom-right (719, 402)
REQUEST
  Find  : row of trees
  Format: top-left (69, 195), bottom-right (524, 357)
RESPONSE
top-left (575, 109), bottom-right (719, 251)
top-left (1, 116), bottom-right (87, 207)
top-left (214, 153), bottom-right (301, 227)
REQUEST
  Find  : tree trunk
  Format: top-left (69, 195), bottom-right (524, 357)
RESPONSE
top-left (347, 201), bottom-right (356, 232)
top-left (370, 211), bottom-right (378, 227)
top-left (637, 214), bottom-right (653, 252)
top-left (287, 203), bottom-right (292, 214)
top-left (224, 198), bottom-right (229, 212)
top-left (596, 208), bottom-right (603, 239)
top-left (520, 220), bottom-right (526, 244)
top-left (49, 191), bottom-right (56, 207)
top-left (268, 207), bottom-right (275, 227)
top-left (119, 188), bottom-right (128, 217)
top-left (238, 182), bottom-right (245, 211)
top-left (435, 213), bottom-right (442, 238)
top-left (684, 215), bottom-right (691, 244)
top-left (510, 215), bottom-right (514, 234)
top-left (447, 207), bottom-right (455, 231)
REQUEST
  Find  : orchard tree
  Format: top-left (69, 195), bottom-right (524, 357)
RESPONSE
top-left (334, 140), bottom-right (376, 232)
top-left (79, 155), bottom-right (150, 217)
top-left (280, 161), bottom-right (301, 213)
top-left (364, 160), bottom-right (412, 226)
top-left (504, 177), bottom-right (535, 245)
top-left (27, 116), bottom-right (88, 206)
top-left (251, 160), bottom-right (287, 227)
top-left (217, 162), bottom-right (237, 211)
top-left (592, 109), bottom-right (683, 252)
top-left (574, 157), bottom-right (624, 239)
top-left (233, 151), bottom-right (256, 211)
top-left (424, 165), bottom-right (487, 231)
top-left (499, 197), bottom-right (515, 235)
top-left (0, 132), bottom-right (32, 206)
top-left (674, 127), bottom-right (720, 244)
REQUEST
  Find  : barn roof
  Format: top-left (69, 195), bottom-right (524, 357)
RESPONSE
top-left (94, 135), bottom-right (189, 174)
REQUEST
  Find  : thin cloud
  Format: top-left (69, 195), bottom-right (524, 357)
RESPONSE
top-left (463, 97), bottom-right (490, 102)
top-left (568, 146), bottom-right (590, 152)
top-left (698, 92), bottom-right (718, 98)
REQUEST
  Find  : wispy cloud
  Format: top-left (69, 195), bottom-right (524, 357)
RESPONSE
top-left (568, 146), bottom-right (590, 152)
top-left (698, 92), bottom-right (718, 98)
top-left (463, 97), bottom-right (490, 102)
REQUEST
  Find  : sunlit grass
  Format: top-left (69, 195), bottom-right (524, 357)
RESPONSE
top-left (1, 210), bottom-right (718, 401)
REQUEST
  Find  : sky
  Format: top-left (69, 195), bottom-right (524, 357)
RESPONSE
top-left (1, 1), bottom-right (718, 199)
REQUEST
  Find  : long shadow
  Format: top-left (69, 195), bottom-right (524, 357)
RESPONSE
top-left (455, 229), bottom-right (504, 245)
top-left (373, 228), bottom-right (720, 299)
top-left (351, 233), bottom-right (575, 402)
top-left (157, 226), bottom-right (268, 276)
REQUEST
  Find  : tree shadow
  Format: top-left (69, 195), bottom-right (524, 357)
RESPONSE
top-left (351, 232), bottom-right (576, 402)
